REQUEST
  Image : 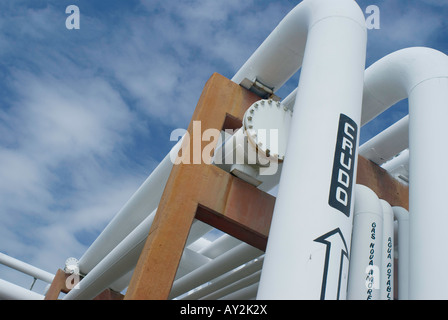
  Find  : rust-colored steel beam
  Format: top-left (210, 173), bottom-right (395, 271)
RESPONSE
top-left (44, 269), bottom-right (71, 300)
top-left (356, 155), bottom-right (409, 210)
top-left (124, 73), bottom-right (261, 300)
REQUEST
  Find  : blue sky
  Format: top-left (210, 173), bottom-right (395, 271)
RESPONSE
top-left (0, 0), bottom-right (446, 295)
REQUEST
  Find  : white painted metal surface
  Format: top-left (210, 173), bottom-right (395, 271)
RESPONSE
top-left (178, 256), bottom-right (264, 300)
top-left (359, 115), bottom-right (409, 165)
top-left (347, 185), bottom-right (383, 300)
top-left (393, 206), bottom-right (409, 300)
top-left (380, 200), bottom-right (394, 300)
top-left (0, 279), bottom-right (44, 300)
top-left (254, 0), bottom-right (367, 299)
top-left (0, 252), bottom-right (54, 284)
top-left (169, 243), bottom-right (263, 299)
top-left (381, 149), bottom-right (409, 185)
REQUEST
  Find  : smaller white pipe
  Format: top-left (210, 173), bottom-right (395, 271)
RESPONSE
top-left (198, 234), bottom-right (243, 259)
top-left (380, 200), bottom-right (394, 300)
top-left (175, 248), bottom-right (211, 280)
top-left (63, 209), bottom-right (157, 300)
top-left (109, 223), bottom-right (214, 291)
top-left (392, 206), bottom-right (409, 300)
top-left (381, 149), bottom-right (409, 184)
top-left (179, 256), bottom-right (264, 300)
top-left (78, 140), bottom-right (181, 275)
top-left (169, 243), bottom-right (263, 299)
top-left (347, 185), bottom-right (383, 300)
top-left (0, 279), bottom-right (44, 300)
top-left (218, 283), bottom-right (259, 301)
top-left (359, 116), bottom-right (409, 166)
top-left (0, 253), bottom-right (54, 284)
top-left (109, 269), bottom-right (134, 293)
top-left (201, 271), bottom-right (261, 300)
top-left (184, 220), bottom-right (214, 247)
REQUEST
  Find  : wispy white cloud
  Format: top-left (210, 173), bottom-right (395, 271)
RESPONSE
top-left (0, 0), bottom-right (297, 294)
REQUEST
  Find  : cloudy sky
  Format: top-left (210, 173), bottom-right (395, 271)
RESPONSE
top-left (0, 0), bottom-right (447, 295)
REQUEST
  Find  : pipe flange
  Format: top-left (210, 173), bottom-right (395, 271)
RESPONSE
top-left (243, 99), bottom-right (292, 162)
top-left (64, 257), bottom-right (80, 275)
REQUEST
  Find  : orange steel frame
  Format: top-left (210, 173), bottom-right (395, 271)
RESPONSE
top-left (45, 73), bottom-right (408, 300)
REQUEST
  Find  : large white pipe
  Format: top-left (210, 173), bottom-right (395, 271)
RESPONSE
top-left (380, 200), bottom-right (394, 300)
top-left (359, 116), bottom-right (409, 165)
top-left (0, 253), bottom-right (54, 284)
top-left (0, 279), bottom-right (45, 300)
top-left (393, 206), bottom-right (409, 300)
top-left (255, 0), bottom-right (367, 299)
top-left (78, 141), bottom-right (180, 275)
top-left (362, 47), bottom-right (448, 299)
top-left (347, 185), bottom-right (383, 300)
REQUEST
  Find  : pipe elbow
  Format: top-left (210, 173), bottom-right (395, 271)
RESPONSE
top-left (362, 47), bottom-right (448, 125)
top-left (354, 184), bottom-right (382, 218)
top-left (232, 0), bottom-right (366, 94)
top-left (392, 206), bottom-right (409, 222)
top-left (304, 0), bottom-right (366, 30)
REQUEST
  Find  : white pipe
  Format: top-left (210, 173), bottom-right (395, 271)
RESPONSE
top-left (185, 220), bottom-right (214, 247)
top-left (380, 200), bottom-right (394, 300)
top-left (109, 269), bottom-right (134, 293)
top-left (78, 140), bottom-right (181, 275)
top-left (255, 0), bottom-right (367, 299)
top-left (381, 149), bottom-right (409, 172)
top-left (359, 115), bottom-right (409, 165)
top-left (198, 234), bottom-right (243, 259)
top-left (179, 256), bottom-right (264, 300)
top-left (201, 271), bottom-right (261, 300)
top-left (362, 47), bottom-right (448, 299)
top-left (393, 206), bottom-right (409, 300)
top-left (174, 248), bottom-right (211, 280)
top-left (381, 149), bottom-right (409, 184)
top-left (218, 283), bottom-right (259, 301)
top-left (0, 253), bottom-right (54, 284)
top-left (63, 209), bottom-right (157, 300)
top-left (169, 243), bottom-right (263, 299)
top-left (347, 185), bottom-right (383, 300)
top-left (105, 222), bottom-right (213, 292)
top-left (0, 279), bottom-right (44, 300)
